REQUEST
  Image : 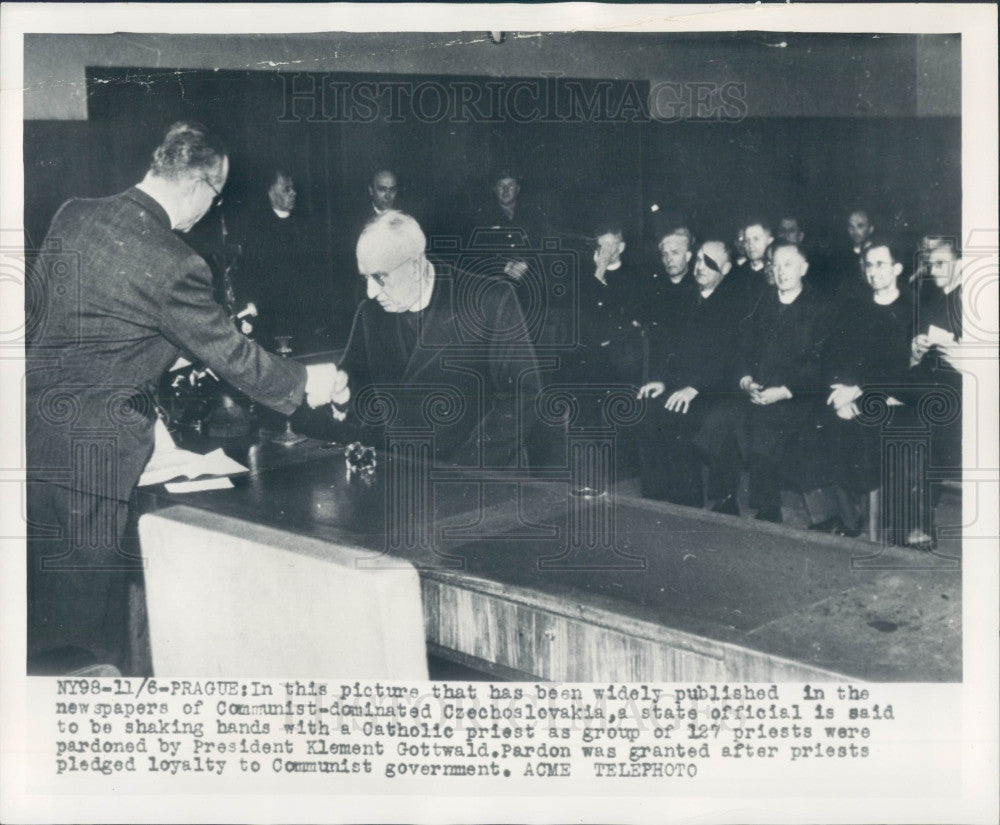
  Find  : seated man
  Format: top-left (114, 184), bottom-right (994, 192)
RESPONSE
top-left (463, 170), bottom-right (553, 334)
top-left (729, 218), bottom-right (773, 305)
top-left (571, 223), bottom-right (645, 474)
top-left (897, 236), bottom-right (963, 546)
top-left (699, 241), bottom-right (832, 522)
top-left (824, 207), bottom-right (876, 301)
top-left (823, 237), bottom-right (914, 535)
top-left (576, 223), bottom-right (645, 388)
top-left (337, 168), bottom-right (407, 330)
top-left (637, 239), bottom-right (744, 505)
top-left (776, 213), bottom-right (805, 245)
top-left (644, 226), bottom-right (697, 363)
top-left (331, 210), bottom-right (543, 469)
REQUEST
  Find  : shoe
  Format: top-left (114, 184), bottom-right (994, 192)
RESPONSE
top-left (808, 516), bottom-right (843, 533)
top-left (905, 529), bottom-right (936, 551)
top-left (754, 506), bottom-right (782, 523)
top-left (711, 495), bottom-right (739, 516)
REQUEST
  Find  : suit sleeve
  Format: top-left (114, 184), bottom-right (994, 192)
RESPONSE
top-left (157, 253), bottom-right (306, 414)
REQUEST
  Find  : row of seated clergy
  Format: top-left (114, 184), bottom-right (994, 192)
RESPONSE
top-left (634, 236), bottom-right (955, 538)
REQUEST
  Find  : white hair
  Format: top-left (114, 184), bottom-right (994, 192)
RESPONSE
top-left (356, 210), bottom-right (426, 276)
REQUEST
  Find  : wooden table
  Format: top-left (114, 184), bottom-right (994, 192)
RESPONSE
top-left (143, 435), bottom-right (961, 682)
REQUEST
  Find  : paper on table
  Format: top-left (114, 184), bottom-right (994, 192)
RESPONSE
top-left (164, 477), bottom-right (234, 494)
top-left (138, 418), bottom-right (248, 487)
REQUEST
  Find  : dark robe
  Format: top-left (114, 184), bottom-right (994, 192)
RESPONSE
top-left (330, 267), bottom-right (543, 469)
top-left (230, 205), bottom-right (329, 347)
top-left (575, 262), bottom-right (645, 387)
top-left (900, 282), bottom-right (963, 469)
top-left (690, 283), bottom-right (833, 511)
top-left (727, 260), bottom-right (768, 312)
top-left (639, 280), bottom-right (745, 504)
top-left (823, 288), bottom-right (915, 495)
top-left (823, 245), bottom-right (868, 304)
top-left (642, 266), bottom-right (697, 370)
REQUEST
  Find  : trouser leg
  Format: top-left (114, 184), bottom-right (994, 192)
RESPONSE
top-left (749, 452), bottom-right (782, 515)
top-left (27, 482), bottom-right (139, 672)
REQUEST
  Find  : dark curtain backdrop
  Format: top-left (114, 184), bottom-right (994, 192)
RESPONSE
top-left (24, 67), bottom-right (960, 343)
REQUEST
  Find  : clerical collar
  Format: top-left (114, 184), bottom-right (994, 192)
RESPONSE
top-left (273, 208), bottom-right (291, 219)
top-left (409, 264), bottom-right (435, 314)
top-left (750, 260), bottom-right (764, 271)
top-left (699, 287), bottom-right (716, 299)
top-left (873, 289), bottom-right (900, 306)
top-left (944, 278), bottom-right (961, 295)
top-left (778, 287), bottom-right (802, 305)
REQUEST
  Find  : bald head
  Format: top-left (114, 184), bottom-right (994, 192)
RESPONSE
top-left (369, 170), bottom-right (398, 211)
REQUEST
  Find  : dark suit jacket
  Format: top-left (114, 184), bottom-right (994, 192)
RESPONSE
top-left (336, 266), bottom-right (543, 468)
top-left (26, 187), bottom-right (307, 502)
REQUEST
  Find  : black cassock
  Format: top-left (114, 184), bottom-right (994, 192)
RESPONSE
top-left (640, 276), bottom-right (745, 504)
top-left (692, 282), bottom-right (833, 509)
top-left (332, 267), bottom-right (545, 469)
top-left (230, 205), bottom-right (329, 344)
top-left (823, 288), bottom-right (914, 495)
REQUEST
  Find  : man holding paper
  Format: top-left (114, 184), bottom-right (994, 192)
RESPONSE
top-left (25, 121), bottom-right (348, 672)
top-left (898, 237), bottom-right (963, 546)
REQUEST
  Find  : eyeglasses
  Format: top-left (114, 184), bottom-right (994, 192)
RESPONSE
top-left (364, 257), bottom-right (416, 289)
top-left (201, 177), bottom-right (224, 208)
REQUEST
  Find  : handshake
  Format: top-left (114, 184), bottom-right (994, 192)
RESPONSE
top-left (304, 363), bottom-right (351, 420)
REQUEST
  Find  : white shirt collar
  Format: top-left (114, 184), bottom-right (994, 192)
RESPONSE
top-left (409, 262), bottom-right (435, 313)
top-left (873, 288), bottom-right (900, 305)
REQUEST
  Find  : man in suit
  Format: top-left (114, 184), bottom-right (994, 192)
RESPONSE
top-left (26, 121), bottom-right (348, 671)
top-left (332, 210), bottom-right (543, 469)
top-left (576, 224), bottom-right (646, 388)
